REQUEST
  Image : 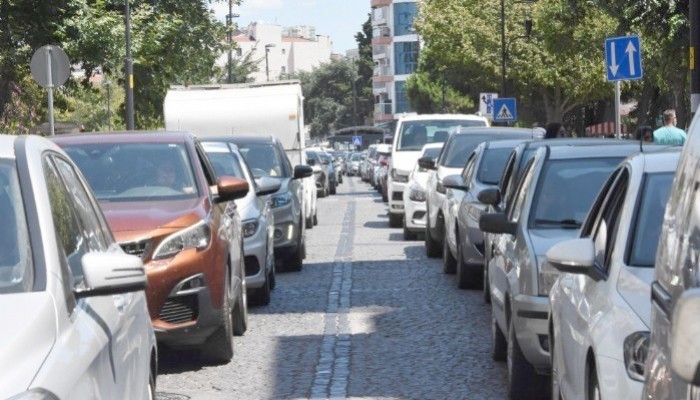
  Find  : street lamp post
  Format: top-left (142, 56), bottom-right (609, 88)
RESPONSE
top-left (105, 80), bottom-right (112, 131)
top-left (124, 0), bottom-right (134, 130)
top-left (500, 0), bottom-right (536, 97)
top-left (226, 0), bottom-right (240, 84)
top-left (265, 44), bottom-right (276, 82)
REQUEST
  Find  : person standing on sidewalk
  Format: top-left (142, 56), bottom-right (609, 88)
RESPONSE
top-left (653, 109), bottom-right (687, 145)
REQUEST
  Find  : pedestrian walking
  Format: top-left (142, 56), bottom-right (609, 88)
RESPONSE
top-left (653, 109), bottom-right (686, 145)
top-left (545, 122), bottom-right (566, 139)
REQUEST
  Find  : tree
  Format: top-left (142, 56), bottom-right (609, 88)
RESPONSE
top-left (218, 44), bottom-right (261, 83)
top-left (354, 14), bottom-right (374, 125)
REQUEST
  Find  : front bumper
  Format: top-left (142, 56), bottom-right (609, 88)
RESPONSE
top-left (389, 179), bottom-right (407, 215)
top-left (272, 203), bottom-right (299, 249)
top-left (243, 225), bottom-right (268, 289)
top-left (512, 294), bottom-right (551, 373)
top-left (403, 190), bottom-right (427, 231)
top-left (596, 355), bottom-right (643, 400)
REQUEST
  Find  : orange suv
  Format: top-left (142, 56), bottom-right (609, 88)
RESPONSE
top-left (54, 132), bottom-right (249, 363)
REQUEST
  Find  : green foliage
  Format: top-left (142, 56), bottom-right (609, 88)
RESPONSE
top-left (405, 72), bottom-right (474, 113)
top-left (55, 78), bottom-right (125, 132)
top-left (218, 44), bottom-right (261, 83)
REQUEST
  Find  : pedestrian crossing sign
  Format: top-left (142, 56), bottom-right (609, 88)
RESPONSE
top-left (492, 98), bottom-right (517, 122)
top-left (352, 136), bottom-right (362, 147)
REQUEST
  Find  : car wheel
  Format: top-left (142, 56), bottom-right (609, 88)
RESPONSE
top-left (232, 274), bottom-right (248, 336)
top-left (424, 206), bottom-right (442, 258)
top-left (588, 361), bottom-right (601, 400)
top-left (389, 213), bottom-right (403, 228)
top-left (287, 228), bottom-right (304, 272)
top-left (330, 181), bottom-right (337, 195)
top-left (148, 367), bottom-right (156, 400)
top-left (250, 268), bottom-right (271, 306)
top-left (507, 313), bottom-right (549, 400)
top-left (338, 174), bottom-right (343, 184)
top-left (403, 217), bottom-right (417, 240)
top-left (483, 255), bottom-right (492, 303)
top-left (382, 190), bottom-right (388, 203)
top-left (305, 213), bottom-right (313, 229)
top-left (551, 329), bottom-right (563, 400)
top-left (313, 210), bottom-right (319, 226)
top-left (269, 256), bottom-right (277, 290)
top-left (492, 311), bottom-right (507, 361)
top-left (442, 234), bottom-right (457, 274)
top-left (457, 240), bottom-right (481, 289)
top-left (200, 272), bottom-right (234, 363)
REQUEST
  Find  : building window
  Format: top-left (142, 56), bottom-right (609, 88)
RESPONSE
top-left (394, 41), bottom-right (419, 75)
top-left (235, 48), bottom-right (242, 57)
top-left (281, 66), bottom-right (286, 74)
top-left (394, 2), bottom-right (418, 36)
top-left (282, 48), bottom-right (286, 55)
top-left (395, 81), bottom-right (413, 113)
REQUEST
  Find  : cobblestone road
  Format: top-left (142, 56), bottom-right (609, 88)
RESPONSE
top-left (156, 177), bottom-right (507, 400)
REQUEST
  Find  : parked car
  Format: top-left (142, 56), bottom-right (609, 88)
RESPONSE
top-left (546, 149), bottom-right (680, 400)
top-left (362, 144), bottom-right (378, 183)
top-left (480, 142), bottom-right (641, 398)
top-left (423, 127), bottom-right (535, 259)
top-left (203, 136), bottom-right (313, 272)
top-left (346, 152), bottom-right (362, 176)
top-left (402, 143), bottom-right (444, 240)
top-left (55, 132), bottom-right (251, 364)
top-left (379, 153), bottom-right (392, 202)
top-left (643, 114), bottom-right (700, 399)
top-left (442, 139), bottom-right (528, 288)
top-left (387, 114), bottom-right (489, 228)
top-left (202, 141), bottom-right (282, 306)
top-left (307, 149), bottom-right (331, 198)
top-left (0, 135), bottom-right (157, 399)
top-left (317, 151), bottom-right (337, 194)
top-left (373, 144), bottom-right (392, 190)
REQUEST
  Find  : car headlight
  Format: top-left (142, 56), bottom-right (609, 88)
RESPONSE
top-left (242, 219), bottom-right (259, 238)
top-left (7, 389), bottom-right (60, 400)
top-left (409, 184), bottom-right (427, 202)
top-left (269, 192), bottom-right (293, 208)
top-left (391, 168), bottom-right (408, 183)
top-left (436, 180), bottom-right (447, 194)
top-left (624, 331), bottom-right (650, 382)
top-left (537, 255), bottom-right (560, 296)
top-left (153, 220), bottom-right (211, 260)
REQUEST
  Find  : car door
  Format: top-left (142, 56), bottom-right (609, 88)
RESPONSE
top-left (457, 151), bottom-right (479, 251)
top-left (446, 152), bottom-right (476, 252)
top-left (44, 154), bottom-right (142, 399)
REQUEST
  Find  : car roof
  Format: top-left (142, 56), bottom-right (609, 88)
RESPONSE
top-left (633, 149), bottom-right (683, 174)
top-left (0, 135), bottom-right (16, 158)
top-left (485, 139), bottom-right (532, 150)
top-left (546, 142), bottom-right (654, 160)
top-left (200, 135), bottom-right (278, 144)
top-left (422, 143), bottom-right (444, 150)
top-left (399, 114), bottom-right (488, 122)
top-left (51, 131), bottom-right (191, 145)
top-left (454, 127), bottom-right (533, 136)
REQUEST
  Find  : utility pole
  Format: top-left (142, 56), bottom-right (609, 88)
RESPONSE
top-left (501, 0), bottom-right (507, 97)
top-left (227, 0), bottom-right (233, 84)
top-left (124, 0), bottom-right (135, 130)
top-left (691, 0), bottom-right (700, 117)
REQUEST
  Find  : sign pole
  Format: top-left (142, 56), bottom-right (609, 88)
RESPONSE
top-left (614, 81), bottom-right (621, 139)
top-left (45, 47), bottom-right (55, 136)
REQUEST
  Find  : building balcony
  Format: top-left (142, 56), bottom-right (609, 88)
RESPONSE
top-left (373, 81), bottom-right (389, 95)
top-left (371, 6), bottom-right (388, 27)
top-left (373, 64), bottom-right (392, 77)
top-left (374, 102), bottom-right (393, 116)
top-left (371, 0), bottom-right (392, 8)
top-left (373, 26), bottom-right (391, 39)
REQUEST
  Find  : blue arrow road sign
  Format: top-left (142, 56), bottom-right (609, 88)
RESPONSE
top-left (352, 136), bottom-right (362, 147)
top-left (605, 36), bottom-right (643, 82)
top-left (493, 98), bottom-right (517, 122)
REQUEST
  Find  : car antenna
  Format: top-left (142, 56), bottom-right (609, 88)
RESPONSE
top-left (639, 132), bottom-right (644, 153)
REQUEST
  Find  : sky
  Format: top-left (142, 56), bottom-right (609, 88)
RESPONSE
top-left (211, 0), bottom-right (371, 54)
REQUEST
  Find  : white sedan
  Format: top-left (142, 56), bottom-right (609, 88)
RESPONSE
top-left (0, 135), bottom-right (155, 400)
top-left (402, 143), bottom-right (444, 240)
top-left (547, 149), bottom-right (680, 400)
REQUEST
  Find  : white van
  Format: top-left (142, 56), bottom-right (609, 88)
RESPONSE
top-left (386, 114), bottom-right (488, 227)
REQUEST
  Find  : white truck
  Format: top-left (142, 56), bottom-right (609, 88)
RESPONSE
top-left (164, 81), bottom-right (318, 267)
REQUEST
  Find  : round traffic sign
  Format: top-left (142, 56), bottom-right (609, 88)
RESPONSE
top-left (30, 45), bottom-right (71, 88)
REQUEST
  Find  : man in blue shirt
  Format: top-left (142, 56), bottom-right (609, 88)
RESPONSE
top-left (653, 109), bottom-right (687, 145)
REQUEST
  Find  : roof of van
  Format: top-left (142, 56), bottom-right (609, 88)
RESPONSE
top-left (398, 114), bottom-right (488, 122)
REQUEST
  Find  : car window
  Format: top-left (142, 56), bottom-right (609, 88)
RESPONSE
top-left (423, 147), bottom-right (442, 160)
top-left (440, 135), bottom-right (493, 168)
top-left (195, 143), bottom-right (217, 188)
top-left (237, 143), bottom-right (289, 178)
top-left (529, 158), bottom-right (623, 229)
top-left (628, 172), bottom-right (674, 267)
top-left (508, 158), bottom-right (536, 223)
top-left (396, 119), bottom-right (486, 151)
top-left (592, 169), bottom-right (628, 271)
top-left (62, 142), bottom-right (199, 202)
top-left (351, 153), bottom-right (362, 161)
top-left (206, 150), bottom-right (246, 180)
top-left (0, 160), bottom-right (33, 294)
top-left (581, 168), bottom-right (621, 238)
top-left (498, 151), bottom-right (516, 199)
top-left (478, 148), bottom-right (512, 185)
top-left (460, 153), bottom-right (477, 186)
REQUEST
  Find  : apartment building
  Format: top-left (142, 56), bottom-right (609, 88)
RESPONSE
top-left (371, 0), bottom-right (419, 126)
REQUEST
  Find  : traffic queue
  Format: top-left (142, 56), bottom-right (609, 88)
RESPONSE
top-left (362, 112), bottom-right (700, 400)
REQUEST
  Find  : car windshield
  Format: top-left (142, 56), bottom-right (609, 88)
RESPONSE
top-left (530, 158), bottom-right (622, 229)
top-left (628, 172), bottom-right (674, 267)
top-left (62, 142), bottom-right (199, 202)
top-left (0, 160), bottom-right (33, 294)
top-left (351, 153), bottom-right (362, 161)
top-left (237, 143), bottom-right (289, 178)
top-left (477, 148), bottom-right (512, 184)
top-left (204, 149), bottom-right (246, 180)
top-left (422, 147), bottom-right (442, 160)
top-left (441, 135), bottom-right (494, 168)
top-left (396, 119), bottom-right (486, 151)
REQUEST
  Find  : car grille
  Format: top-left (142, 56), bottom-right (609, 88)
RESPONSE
top-left (392, 192), bottom-right (403, 201)
top-left (158, 296), bottom-right (198, 324)
top-left (120, 239), bottom-right (152, 259)
top-left (244, 255), bottom-right (261, 277)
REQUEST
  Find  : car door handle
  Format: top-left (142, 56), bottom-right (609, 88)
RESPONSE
top-left (651, 281), bottom-right (672, 318)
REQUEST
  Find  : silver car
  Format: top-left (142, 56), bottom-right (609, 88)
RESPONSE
top-left (0, 135), bottom-right (156, 399)
top-left (480, 142), bottom-right (641, 398)
top-left (202, 142), bottom-right (281, 305)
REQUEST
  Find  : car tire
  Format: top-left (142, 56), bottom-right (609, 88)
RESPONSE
top-left (148, 366), bottom-right (156, 400)
top-left (551, 330), bottom-right (563, 400)
top-left (305, 213), bottom-right (313, 229)
top-left (338, 174), bottom-right (343, 184)
top-left (232, 278), bottom-right (247, 336)
top-left (330, 181), bottom-right (337, 195)
top-left (442, 234), bottom-right (457, 274)
top-left (313, 210), bottom-right (318, 226)
top-left (492, 311), bottom-right (507, 361)
top-left (382, 190), bottom-right (388, 203)
top-left (457, 241), bottom-right (481, 289)
top-left (287, 229), bottom-right (304, 272)
top-left (588, 361), bottom-right (601, 400)
top-left (483, 255), bottom-right (492, 303)
top-left (424, 206), bottom-right (442, 258)
top-left (389, 213), bottom-right (403, 228)
top-left (250, 269), bottom-right (271, 306)
top-left (507, 314), bottom-right (549, 400)
top-left (200, 273), bottom-right (234, 364)
top-left (403, 217), bottom-right (417, 240)
top-left (269, 257), bottom-right (277, 290)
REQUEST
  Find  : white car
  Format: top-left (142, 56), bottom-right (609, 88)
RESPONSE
top-left (547, 149), bottom-right (680, 400)
top-left (202, 142), bottom-right (282, 305)
top-left (0, 135), bottom-right (156, 399)
top-left (387, 114), bottom-right (488, 229)
top-left (402, 143), bottom-right (444, 240)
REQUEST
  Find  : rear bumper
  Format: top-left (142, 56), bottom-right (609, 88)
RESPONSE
top-left (512, 294), bottom-right (551, 373)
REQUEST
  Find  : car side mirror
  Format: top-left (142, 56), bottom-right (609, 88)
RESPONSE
top-left (672, 288), bottom-right (700, 385)
top-left (545, 239), bottom-right (604, 281)
top-left (417, 156), bottom-right (436, 170)
top-left (76, 252), bottom-right (147, 298)
top-left (478, 188), bottom-right (501, 206)
top-left (442, 174), bottom-right (468, 191)
top-left (479, 212), bottom-right (516, 235)
top-left (307, 158), bottom-right (316, 166)
top-left (216, 176), bottom-right (249, 203)
top-left (294, 164), bottom-right (313, 179)
top-left (255, 176), bottom-right (282, 197)
top-left (380, 158), bottom-right (388, 166)
top-left (321, 159), bottom-right (330, 165)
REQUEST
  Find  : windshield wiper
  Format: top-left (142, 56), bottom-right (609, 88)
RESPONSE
top-left (534, 218), bottom-right (582, 228)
